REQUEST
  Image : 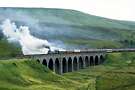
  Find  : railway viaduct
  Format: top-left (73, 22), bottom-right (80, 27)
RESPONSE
top-left (28, 48), bottom-right (135, 74)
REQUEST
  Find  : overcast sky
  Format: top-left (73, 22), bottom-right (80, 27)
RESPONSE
top-left (0, 0), bottom-right (134, 21)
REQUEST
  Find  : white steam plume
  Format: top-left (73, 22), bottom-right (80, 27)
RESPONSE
top-left (0, 19), bottom-right (62, 55)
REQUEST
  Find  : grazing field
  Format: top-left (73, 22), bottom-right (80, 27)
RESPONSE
top-left (0, 52), bottom-right (135, 90)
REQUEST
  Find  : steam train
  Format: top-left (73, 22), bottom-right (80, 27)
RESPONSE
top-left (48, 48), bottom-right (135, 54)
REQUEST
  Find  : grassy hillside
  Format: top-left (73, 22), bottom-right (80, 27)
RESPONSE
top-left (0, 59), bottom-right (82, 90)
top-left (0, 8), bottom-right (135, 49)
top-left (0, 52), bottom-right (135, 90)
top-left (0, 39), bottom-right (21, 58)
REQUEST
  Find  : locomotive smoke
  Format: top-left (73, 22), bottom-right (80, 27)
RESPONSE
top-left (0, 19), bottom-right (62, 55)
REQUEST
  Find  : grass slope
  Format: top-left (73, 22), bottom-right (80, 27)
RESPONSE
top-left (0, 59), bottom-right (82, 90)
top-left (0, 39), bottom-right (21, 58)
top-left (0, 52), bottom-right (135, 90)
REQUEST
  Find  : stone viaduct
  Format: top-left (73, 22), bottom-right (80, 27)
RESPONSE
top-left (27, 48), bottom-right (135, 74)
top-left (28, 50), bottom-right (106, 74)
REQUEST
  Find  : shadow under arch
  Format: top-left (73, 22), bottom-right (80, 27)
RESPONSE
top-left (48, 58), bottom-right (53, 71)
top-left (79, 56), bottom-right (83, 69)
top-left (85, 56), bottom-right (89, 67)
top-left (62, 57), bottom-right (67, 73)
top-left (42, 59), bottom-right (47, 66)
top-left (95, 56), bottom-right (99, 65)
top-left (36, 59), bottom-right (40, 63)
top-left (68, 57), bottom-right (72, 72)
top-left (100, 55), bottom-right (104, 64)
top-left (55, 58), bottom-right (60, 74)
top-left (73, 57), bottom-right (78, 71)
top-left (90, 56), bottom-right (94, 66)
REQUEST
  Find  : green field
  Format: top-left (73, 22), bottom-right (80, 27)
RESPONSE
top-left (0, 52), bottom-right (134, 90)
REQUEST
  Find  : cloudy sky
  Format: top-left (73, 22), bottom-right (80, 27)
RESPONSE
top-left (0, 0), bottom-right (134, 21)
